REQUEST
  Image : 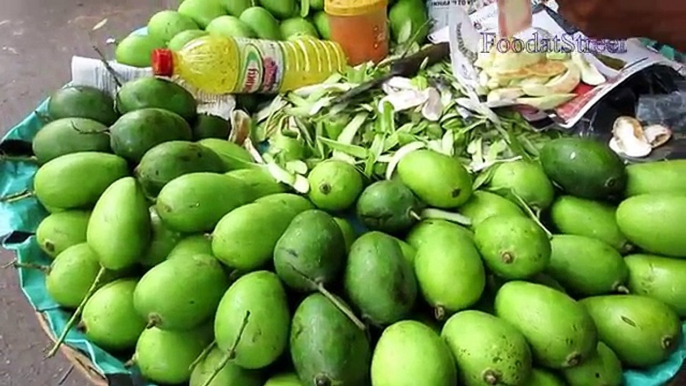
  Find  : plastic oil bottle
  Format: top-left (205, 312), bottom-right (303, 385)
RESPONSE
top-left (151, 35), bottom-right (347, 95)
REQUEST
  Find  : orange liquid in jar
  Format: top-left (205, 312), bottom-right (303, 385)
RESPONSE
top-left (326, 0), bottom-right (389, 65)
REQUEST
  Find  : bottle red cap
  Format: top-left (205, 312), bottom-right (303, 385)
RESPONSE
top-left (152, 49), bottom-right (174, 77)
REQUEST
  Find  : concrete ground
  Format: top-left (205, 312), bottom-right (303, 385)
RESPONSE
top-left (0, 1), bottom-right (171, 385)
top-left (1, 1), bottom-right (685, 386)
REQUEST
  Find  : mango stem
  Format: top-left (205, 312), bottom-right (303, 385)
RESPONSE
top-left (0, 190), bottom-right (35, 204)
top-left (316, 283), bottom-right (367, 331)
top-left (189, 340), bottom-right (216, 372)
top-left (46, 266), bottom-right (107, 358)
top-left (7, 259), bottom-right (50, 273)
top-left (200, 311), bottom-right (251, 386)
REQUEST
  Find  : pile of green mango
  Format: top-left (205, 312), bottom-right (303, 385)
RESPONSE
top-left (115, 0), bottom-right (430, 67)
top-left (13, 74), bottom-right (686, 386)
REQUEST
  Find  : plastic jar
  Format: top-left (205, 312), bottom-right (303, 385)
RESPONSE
top-left (325, 0), bottom-right (389, 66)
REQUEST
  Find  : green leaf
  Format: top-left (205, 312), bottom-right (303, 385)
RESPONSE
top-left (337, 112), bottom-right (369, 144)
top-left (318, 137), bottom-right (368, 158)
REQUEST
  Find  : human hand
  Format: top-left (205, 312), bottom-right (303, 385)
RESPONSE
top-left (555, 0), bottom-right (686, 51)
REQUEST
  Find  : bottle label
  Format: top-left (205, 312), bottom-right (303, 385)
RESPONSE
top-left (235, 39), bottom-right (285, 94)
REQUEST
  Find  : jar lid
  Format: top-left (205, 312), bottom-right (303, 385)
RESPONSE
top-left (325, 0), bottom-right (388, 16)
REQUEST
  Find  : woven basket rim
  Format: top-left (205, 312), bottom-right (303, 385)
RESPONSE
top-left (35, 311), bottom-right (109, 386)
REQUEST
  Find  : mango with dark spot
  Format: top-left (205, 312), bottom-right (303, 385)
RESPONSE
top-left (134, 141), bottom-right (225, 198)
top-left (273, 210), bottom-right (345, 292)
top-left (562, 342), bottom-right (622, 386)
top-left (36, 210), bottom-right (91, 259)
top-left (290, 293), bottom-right (371, 386)
top-left (344, 231), bottom-right (417, 326)
top-left (580, 295), bottom-right (682, 368)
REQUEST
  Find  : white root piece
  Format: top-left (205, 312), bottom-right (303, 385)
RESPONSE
top-left (643, 124), bottom-right (672, 148)
top-left (611, 116), bottom-right (652, 158)
top-left (378, 90), bottom-right (429, 113)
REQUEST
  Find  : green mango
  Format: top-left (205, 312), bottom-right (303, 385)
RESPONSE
top-left (344, 232), bottom-right (417, 325)
top-left (307, 159), bottom-right (364, 212)
top-left (258, 0), bottom-right (296, 18)
top-left (221, 0), bottom-right (253, 17)
top-left (414, 226), bottom-right (485, 320)
top-left (135, 141), bottom-right (226, 198)
top-left (458, 190), bottom-right (525, 228)
top-left (34, 152), bottom-right (129, 210)
top-left (495, 281), bottom-right (598, 369)
top-left (36, 210), bottom-right (91, 259)
top-left (198, 138), bottom-right (254, 171)
top-left (167, 234), bottom-right (213, 260)
top-left (530, 273), bottom-right (567, 293)
top-left (87, 177), bottom-right (151, 270)
top-left (488, 160), bottom-right (555, 211)
top-left (214, 271), bottom-right (291, 369)
top-left (47, 85), bottom-right (118, 125)
top-left (539, 137), bottom-right (626, 200)
top-left (280, 18), bottom-right (319, 39)
top-left (474, 215), bottom-right (551, 280)
top-left (156, 172), bottom-right (252, 233)
top-left (274, 210), bottom-right (346, 292)
top-left (189, 346), bottom-right (264, 386)
top-left (562, 342), bottom-right (622, 386)
top-left (207, 15), bottom-right (257, 38)
top-left (115, 34), bottom-right (166, 68)
top-left (625, 160), bottom-right (686, 197)
top-left (356, 179), bottom-right (422, 235)
top-left (405, 219), bottom-right (473, 250)
top-left (397, 149), bottom-right (473, 209)
top-left (167, 29), bottom-right (208, 51)
top-left (616, 193), bottom-right (686, 258)
top-left (140, 206), bottom-right (184, 268)
top-left (392, 238), bottom-right (416, 266)
top-left (256, 193), bottom-right (315, 213)
top-left (441, 310), bottom-right (532, 386)
top-left (178, 0), bottom-right (227, 29)
top-left (372, 320), bottom-right (456, 386)
top-left (265, 373), bottom-right (303, 386)
top-left (135, 324), bottom-right (213, 384)
top-left (625, 253), bottom-right (686, 317)
top-left (117, 77), bottom-right (197, 121)
top-left (81, 279), bottom-right (146, 352)
top-left (547, 235), bottom-right (628, 296)
top-left (313, 12), bottom-right (331, 40)
top-left (109, 108), bottom-right (193, 163)
top-left (333, 217), bottom-right (357, 254)
top-left (192, 114), bottom-right (232, 140)
top-left (46, 243), bottom-right (122, 308)
top-left (32, 118), bottom-right (111, 165)
top-left (389, 0), bottom-right (429, 44)
top-left (226, 168), bottom-right (286, 200)
top-left (134, 254), bottom-right (230, 330)
top-left (290, 293), bottom-right (371, 386)
top-left (212, 202), bottom-right (301, 271)
top-left (550, 195), bottom-right (631, 253)
top-left (147, 10), bottom-right (199, 43)
top-left (580, 295), bottom-right (682, 368)
top-left (240, 7), bottom-right (282, 40)
top-left (522, 369), bottom-right (566, 386)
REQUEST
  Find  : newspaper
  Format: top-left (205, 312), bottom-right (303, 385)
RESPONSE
top-left (429, 4), bottom-right (686, 128)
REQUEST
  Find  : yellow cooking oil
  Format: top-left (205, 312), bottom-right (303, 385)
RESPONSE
top-left (152, 34), bottom-right (347, 95)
